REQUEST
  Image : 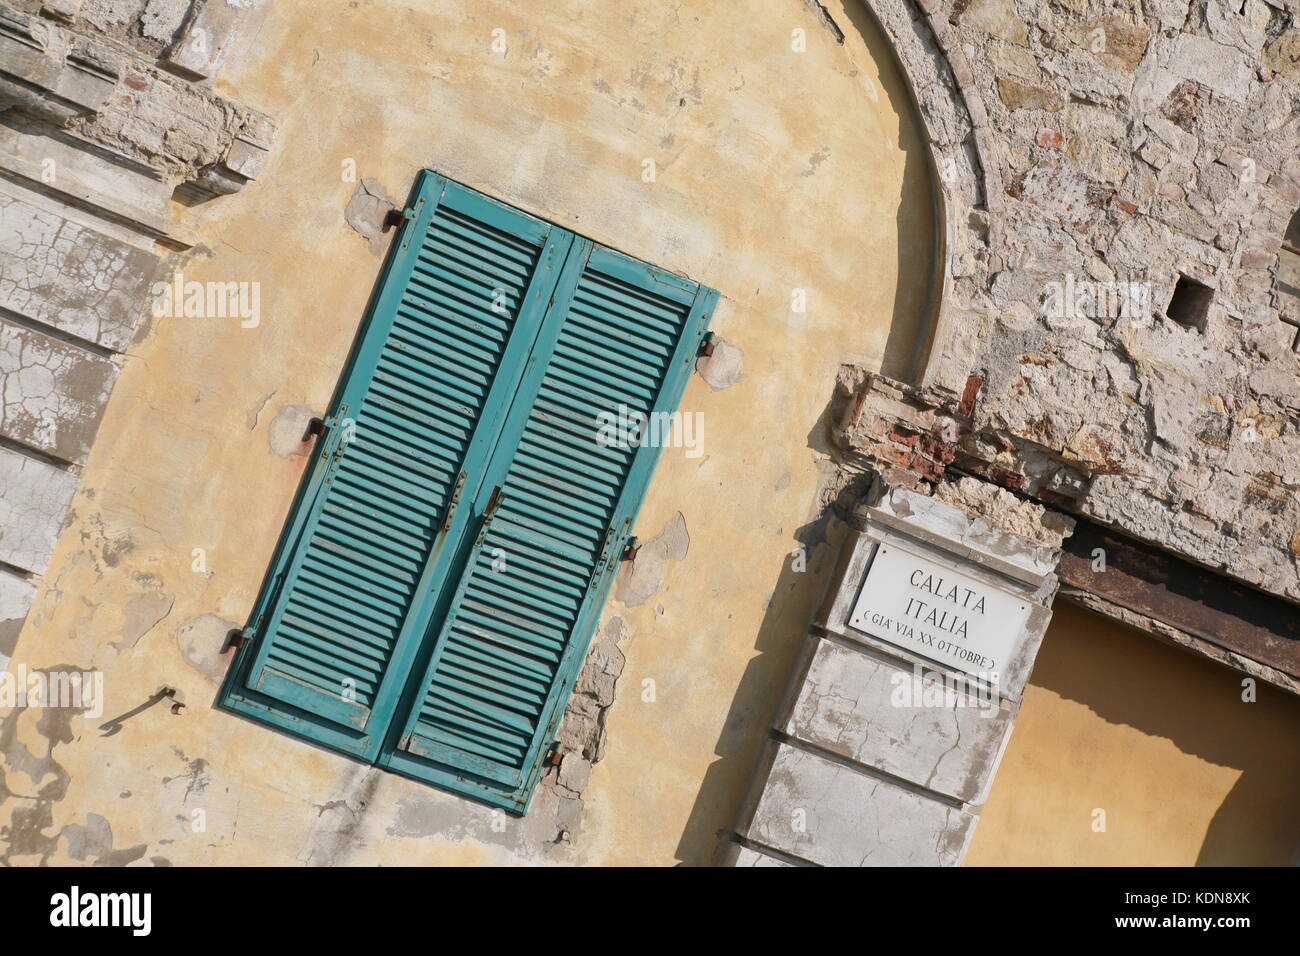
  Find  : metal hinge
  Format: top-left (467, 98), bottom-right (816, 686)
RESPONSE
top-left (383, 206), bottom-right (415, 232)
top-left (592, 519), bottom-right (631, 588)
top-left (440, 471), bottom-right (468, 534)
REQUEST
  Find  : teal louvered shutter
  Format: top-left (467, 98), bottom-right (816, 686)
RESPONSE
top-left (220, 173), bottom-right (572, 757)
top-left (383, 242), bottom-right (716, 811)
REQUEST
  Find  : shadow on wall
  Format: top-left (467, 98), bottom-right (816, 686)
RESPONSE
top-left (842, 0), bottom-right (942, 386)
top-left (975, 602), bottom-right (1300, 866)
top-left (672, 511), bottom-right (849, 866)
top-left (672, 382), bottom-right (873, 866)
top-left (672, 2), bottom-right (943, 864)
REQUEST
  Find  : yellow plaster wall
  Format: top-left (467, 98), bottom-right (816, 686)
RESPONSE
top-left (966, 602), bottom-right (1300, 866)
top-left (2, 0), bottom-right (936, 865)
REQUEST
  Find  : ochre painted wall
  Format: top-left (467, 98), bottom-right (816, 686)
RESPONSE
top-left (1, 1), bottom-right (935, 865)
top-left (966, 602), bottom-right (1300, 866)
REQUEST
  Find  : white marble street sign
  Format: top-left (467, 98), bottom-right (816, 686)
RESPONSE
top-left (848, 543), bottom-right (1030, 691)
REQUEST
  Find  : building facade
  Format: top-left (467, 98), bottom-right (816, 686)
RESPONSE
top-left (0, 0), bottom-right (1297, 866)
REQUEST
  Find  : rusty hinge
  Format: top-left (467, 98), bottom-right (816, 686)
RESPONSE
top-left (383, 206), bottom-right (415, 232)
top-left (440, 471), bottom-right (468, 534)
top-left (303, 417), bottom-right (327, 441)
top-left (698, 331), bottom-right (716, 357)
top-left (545, 744), bottom-right (564, 767)
top-left (621, 537), bottom-right (640, 562)
top-left (224, 629), bottom-right (249, 653)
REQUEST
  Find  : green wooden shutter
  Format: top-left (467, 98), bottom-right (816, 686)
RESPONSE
top-left (220, 173), bottom-right (572, 758)
top-left (383, 242), bottom-right (716, 811)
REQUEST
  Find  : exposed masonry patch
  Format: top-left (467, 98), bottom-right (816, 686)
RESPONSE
top-left (60, 811), bottom-right (146, 865)
top-left (0, 663), bottom-right (163, 865)
top-left (933, 475), bottom-right (1075, 548)
top-left (177, 613), bottom-right (237, 684)
top-left (804, 0), bottom-right (846, 43)
top-left (267, 403), bottom-right (315, 458)
top-left (344, 177), bottom-right (399, 257)
top-left (614, 511), bottom-right (689, 607)
top-left (547, 614), bottom-right (630, 840)
top-left (696, 335), bottom-right (744, 391)
top-left (112, 589), bottom-right (173, 650)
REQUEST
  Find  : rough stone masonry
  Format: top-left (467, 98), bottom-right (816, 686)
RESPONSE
top-left (849, 0), bottom-right (1300, 607)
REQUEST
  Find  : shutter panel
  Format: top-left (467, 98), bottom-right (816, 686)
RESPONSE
top-left (221, 173), bottom-right (571, 756)
top-left (384, 242), bottom-right (716, 809)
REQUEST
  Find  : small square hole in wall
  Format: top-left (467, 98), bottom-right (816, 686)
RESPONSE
top-left (1166, 275), bottom-right (1213, 331)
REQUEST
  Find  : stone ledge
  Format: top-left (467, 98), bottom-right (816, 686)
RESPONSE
top-left (0, 567), bottom-right (35, 671)
top-left (741, 741), bottom-right (977, 867)
top-left (0, 444), bottom-right (79, 575)
top-left (779, 634), bottom-right (1016, 804)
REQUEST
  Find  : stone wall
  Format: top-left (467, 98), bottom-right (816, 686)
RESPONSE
top-left (854, 0), bottom-right (1300, 605)
top-left (0, 0), bottom-right (274, 667)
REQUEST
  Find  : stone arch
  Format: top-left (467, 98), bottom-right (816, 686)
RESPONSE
top-left (847, 0), bottom-right (1000, 397)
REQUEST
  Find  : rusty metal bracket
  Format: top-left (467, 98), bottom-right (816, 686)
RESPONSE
top-left (1057, 516), bottom-right (1300, 683)
top-left (698, 332), bottom-right (716, 358)
top-left (303, 417), bottom-right (327, 441)
top-left (383, 206), bottom-right (415, 232)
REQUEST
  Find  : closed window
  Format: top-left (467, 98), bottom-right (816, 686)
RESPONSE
top-left (219, 172), bottom-right (716, 812)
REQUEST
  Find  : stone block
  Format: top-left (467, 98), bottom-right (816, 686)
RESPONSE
top-left (0, 10), bottom-right (117, 121)
top-left (40, 1), bottom-right (83, 21)
top-left (744, 742), bottom-right (976, 867)
top-left (1167, 34), bottom-right (1253, 103)
top-left (0, 445), bottom-right (79, 574)
top-left (0, 193), bottom-right (160, 351)
top-left (165, 0), bottom-right (243, 79)
top-left (0, 319), bottom-right (119, 464)
top-left (0, 569), bottom-right (36, 672)
top-left (782, 637), bottom-right (1013, 803)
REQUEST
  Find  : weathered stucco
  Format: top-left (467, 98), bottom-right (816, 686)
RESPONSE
top-left (2, 0), bottom-right (937, 865)
top-left (968, 602), bottom-right (1300, 865)
top-left (4, 0), bottom-right (1297, 868)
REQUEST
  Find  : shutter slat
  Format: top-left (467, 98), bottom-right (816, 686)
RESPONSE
top-left (229, 175), bottom-right (556, 744)
top-left (395, 246), bottom-right (708, 802)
